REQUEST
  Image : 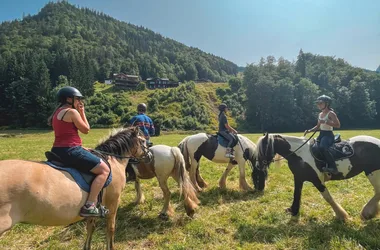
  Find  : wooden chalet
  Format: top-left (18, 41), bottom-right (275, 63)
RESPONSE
top-left (113, 73), bottom-right (140, 88)
top-left (146, 77), bottom-right (179, 89)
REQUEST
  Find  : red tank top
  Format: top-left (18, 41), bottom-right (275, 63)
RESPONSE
top-left (52, 107), bottom-right (82, 147)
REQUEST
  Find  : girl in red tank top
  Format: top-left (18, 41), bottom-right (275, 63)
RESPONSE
top-left (48, 86), bottom-right (110, 217)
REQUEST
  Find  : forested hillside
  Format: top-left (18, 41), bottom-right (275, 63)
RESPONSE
top-left (0, 1), bottom-right (237, 128)
top-left (243, 51), bottom-right (380, 131)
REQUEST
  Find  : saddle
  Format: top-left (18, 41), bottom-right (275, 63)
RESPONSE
top-left (216, 132), bottom-right (239, 148)
top-left (310, 134), bottom-right (354, 163)
top-left (44, 151), bottom-right (112, 193)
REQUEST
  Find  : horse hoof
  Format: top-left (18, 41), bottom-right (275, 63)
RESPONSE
top-left (285, 208), bottom-right (298, 216)
top-left (159, 213), bottom-right (169, 221)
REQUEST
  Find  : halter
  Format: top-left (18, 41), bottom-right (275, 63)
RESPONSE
top-left (262, 130), bottom-right (317, 166)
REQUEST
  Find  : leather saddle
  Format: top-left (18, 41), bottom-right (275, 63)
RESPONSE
top-left (310, 134), bottom-right (354, 163)
top-left (216, 132), bottom-right (239, 148)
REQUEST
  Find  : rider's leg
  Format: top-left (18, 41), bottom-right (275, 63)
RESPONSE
top-left (319, 133), bottom-right (338, 174)
top-left (220, 131), bottom-right (234, 158)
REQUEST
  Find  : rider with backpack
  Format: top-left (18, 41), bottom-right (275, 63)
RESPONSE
top-left (218, 103), bottom-right (238, 158)
top-left (48, 87), bottom-right (110, 217)
top-left (304, 95), bottom-right (341, 174)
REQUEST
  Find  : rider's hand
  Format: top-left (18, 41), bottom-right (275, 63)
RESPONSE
top-left (76, 100), bottom-right (85, 114)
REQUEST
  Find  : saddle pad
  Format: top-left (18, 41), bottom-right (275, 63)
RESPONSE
top-left (310, 141), bottom-right (354, 162)
top-left (45, 161), bottom-right (112, 193)
top-left (217, 135), bottom-right (230, 148)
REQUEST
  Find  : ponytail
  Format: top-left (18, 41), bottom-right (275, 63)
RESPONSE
top-left (47, 103), bottom-right (64, 126)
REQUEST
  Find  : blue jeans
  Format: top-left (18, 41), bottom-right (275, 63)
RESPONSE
top-left (317, 131), bottom-right (334, 150)
top-left (317, 131), bottom-right (336, 169)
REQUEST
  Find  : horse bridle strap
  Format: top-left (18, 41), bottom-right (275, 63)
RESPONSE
top-left (268, 130), bottom-right (317, 163)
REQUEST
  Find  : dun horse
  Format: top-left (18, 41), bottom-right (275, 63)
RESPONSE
top-left (256, 133), bottom-right (380, 220)
top-left (130, 145), bottom-right (199, 219)
top-left (0, 127), bottom-right (147, 250)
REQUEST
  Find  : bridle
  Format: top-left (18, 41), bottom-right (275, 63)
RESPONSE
top-left (261, 130), bottom-right (317, 167)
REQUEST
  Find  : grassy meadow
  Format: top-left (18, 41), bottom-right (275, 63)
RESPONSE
top-left (0, 129), bottom-right (380, 249)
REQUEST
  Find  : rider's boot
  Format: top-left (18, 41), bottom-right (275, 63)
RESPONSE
top-left (322, 149), bottom-right (339, 175)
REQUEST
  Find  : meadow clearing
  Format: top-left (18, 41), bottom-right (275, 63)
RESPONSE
top-left (0, 129), bottom-right (380, 249)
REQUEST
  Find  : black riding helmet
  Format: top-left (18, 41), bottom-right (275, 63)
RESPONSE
top-left (316, 95), bottom-right (332, 106)
top-left (219, 103), bottom-right (228, 112)
top-left (57, 87), bottom-right (83, 109)
top-left (137, 103), bottom-right (147, 113)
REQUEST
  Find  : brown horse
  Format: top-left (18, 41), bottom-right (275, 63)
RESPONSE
top-left (0, 127), bottom-right (148, 250)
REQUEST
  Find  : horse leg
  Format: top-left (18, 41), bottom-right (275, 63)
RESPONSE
top-left (105, 200), bottom-right (120, 250)
top-left (238, 160), bottom-right (252, 191)
top-left (286, 178), bottom-right (303, 216)
top-left (190, 159), bottom-right (202, 192)
top-left (219, 163), bottom-right (234, 189)
top-left (134, 178), bottom-right (145, 204)
top-left (0, 204), bottom-right (17, 237)
top-left (315, 183), bottom-right (349, 220)
top-left (196, 167), bottom-right (208, 189)
top-left (361, 170), bottom-right (380, 220)
top-left (158, 178), bottom-right (174, 219)
top-left (83, 218), bottom-right (96, 250)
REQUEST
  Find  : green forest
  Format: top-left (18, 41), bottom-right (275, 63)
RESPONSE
top-left (0, 1), bottom-right (379, 132)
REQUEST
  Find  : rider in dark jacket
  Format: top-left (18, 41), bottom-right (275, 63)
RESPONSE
top-left (218, 103), bottom-right (238, 158)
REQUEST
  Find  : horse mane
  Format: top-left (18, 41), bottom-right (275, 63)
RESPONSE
top-left (257, 134), bottom-right (274, 160)
top-left (95, 127), bottom-right (140, 157)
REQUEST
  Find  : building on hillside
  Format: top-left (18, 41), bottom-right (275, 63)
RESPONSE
top-left (113, 73), bottom-right (140, 88)
top-left (146, 77), bottom-right (179, 89)
top-left (104, 79), bottom-right (112, 84)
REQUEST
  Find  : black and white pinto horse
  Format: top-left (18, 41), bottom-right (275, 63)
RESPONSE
top-left (255, 133), bottom-right (380, 220)
top-left (178, 133), bottom-right (257, 192)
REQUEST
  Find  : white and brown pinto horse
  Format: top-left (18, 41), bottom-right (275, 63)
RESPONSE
top-left (178, 133), bottom-right (258, 192)
top-left (256, 133), bottom-right (380, 220)
top-left (130, 145), bottom-right (199, 219)
top-left (0, 127), bottom-right (148, 250)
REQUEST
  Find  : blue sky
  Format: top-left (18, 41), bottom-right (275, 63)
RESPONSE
top-left (0, 0), bottom-right (379, 70)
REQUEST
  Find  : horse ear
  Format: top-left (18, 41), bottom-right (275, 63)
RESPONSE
top-left (264, 132), bottom-right (269, 139)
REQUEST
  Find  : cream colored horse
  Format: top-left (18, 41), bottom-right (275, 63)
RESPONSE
top-left (0, 127), bottom-right (147, 250)
top-left (131, 145), bottom-right (199, 219)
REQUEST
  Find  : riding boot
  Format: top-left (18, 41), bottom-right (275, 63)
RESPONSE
top-left (126, 163), bottom-right (136, 182)
top-left (322, 148), bottom-right (339, 174)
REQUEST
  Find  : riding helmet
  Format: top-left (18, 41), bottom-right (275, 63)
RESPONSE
top-left (219, 103), bottom-right (228, 111)
top-left (316, 95), bottom-right (332, 105)
top-left (137, 103), bottom-right (147, 112)
top-left (57, 86), bottom-right (83, 104)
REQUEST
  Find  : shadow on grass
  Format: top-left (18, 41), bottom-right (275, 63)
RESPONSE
top-left (195, 187), bottom-right (263, 207)
top-left (234, 217), bottom-right (380, 249)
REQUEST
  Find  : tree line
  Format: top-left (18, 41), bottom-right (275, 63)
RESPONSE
top-left (237, 50), bottom-right (380, 132)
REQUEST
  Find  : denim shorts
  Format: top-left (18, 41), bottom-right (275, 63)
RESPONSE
top-left (52, 146), bottom-right (101, 173)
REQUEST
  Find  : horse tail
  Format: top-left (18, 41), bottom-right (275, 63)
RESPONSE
top-left (171, 147), bottom-right (199, 217)
top-left (178, 136), bottom-right (191, 171)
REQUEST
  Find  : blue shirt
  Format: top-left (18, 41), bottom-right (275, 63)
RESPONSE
top-left (130, 114), bottom-right (155, 137)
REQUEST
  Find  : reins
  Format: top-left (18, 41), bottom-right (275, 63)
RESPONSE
top-left (269, 130), bottom-right (317, 163)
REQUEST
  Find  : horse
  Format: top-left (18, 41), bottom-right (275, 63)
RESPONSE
top-left (130, 145), bottom-right (200, 219)
top-left (178, 133), bottom-right (258, 192)
top-left (0, 127), bottom-right (148, 250)
top-left (255, 132), bottom-right (380, 221)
